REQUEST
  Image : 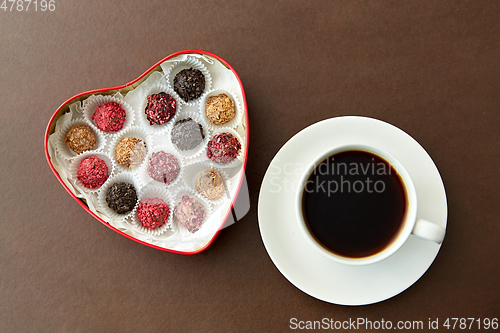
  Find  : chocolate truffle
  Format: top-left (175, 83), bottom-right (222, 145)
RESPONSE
top-left (64, 124), bottom-right (97, 154)
top-left (206, 133), bottom-right (241, 164)
top-left (173, 68), bottom-right (205, 102)
top-left (174, 194), bottom-right (206, 233)
top-left (115, 137), bottom-right (146, 168)
top-left (171, 118), bottom-right (204, 151)
top-left (106, 182), bottom-right (137, 214)
top-left (137, 197), bottom-right (170, 230)
top-left (144, 92), bottom-right (176, 125)
top-left (77, 156), bottom-right (109, 189)
top-left (92, 101), bottom-right (126, 132)
top-left (205, 93), bottom-right (236, 125)
top-left (147, 151), bottom-right (180, 184)
top-left (195, 168), bottom-right (225, 200)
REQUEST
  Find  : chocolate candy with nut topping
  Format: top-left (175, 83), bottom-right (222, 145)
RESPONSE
top-left (115, 137), bottom-right (146, 168)
top-left (173, 68), bottom-right (205, 102)
top-left (64, 124), bottom-right (97, 154)
top-left (171, 118), bottom-right (205, 151)
top-left (205, 93), bottom-right (236, 125)
top-left (195, 168), bottom-right (225, 200)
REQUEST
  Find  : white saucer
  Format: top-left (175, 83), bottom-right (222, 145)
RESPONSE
top-left (258, 116), bottom-right (447, 305)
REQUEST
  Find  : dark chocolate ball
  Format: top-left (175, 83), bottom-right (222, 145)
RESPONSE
top-left (173, 68), bottom-right (205, 102)
top-left (106, 182), bottom-right (138, 214)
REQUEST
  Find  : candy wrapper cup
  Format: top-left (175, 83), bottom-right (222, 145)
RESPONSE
top-left (168, 110), bottom-right (209, 160)
top-left (108, 126), bottom-right (152, 174)
top-left (97, 172), bottom-right (142, 222)
top-left (165, 57), bottom-right (212, 107)
top-left (199, 88), bottom-right (243, 131)
top-left (137, 146), bottom-right (183, 189)
top-left (138, 83), bottom-right (181, 135)
top-left (83, 94), bottom-right (135, 137)
top-left (182, 161), bottom-right (231, 208)
top-left (54, 118), bottom-right (106, 160)
top-left (171, 187), bottom-right (212, 236)
top-left (205, 127), bottom-right (244, 168)
top-left (68, 151), bottom-right (115, 194)
top-left (131, 186), bottom-right (173, 236)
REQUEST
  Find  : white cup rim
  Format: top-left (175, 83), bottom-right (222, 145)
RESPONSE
top-left (295, 144), bottom-right (418, 266)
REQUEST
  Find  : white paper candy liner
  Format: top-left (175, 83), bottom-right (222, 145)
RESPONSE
top-left (167, 110), bottom-right (209, 160)
top-left (165, 57), bottom-right (212, 107)
top-left (137, 83), bottom-right (181, 135)
top-left (83, 94), bottom-right (135, 137)
top-left (137, 146), bottom-right (183, 189)
top-left (108, 126), bottom-right (152, 174)
top-left (182, 161), bottom-right (232, 208)
top-left (199, 88), bottom-right (243, 131)
top-left (68, 151), bottom-right (115, 194)
top-left (97, 172), bottom-right (141, 222)
top-left (171, 187), bottom-right (213, 237)
top-left (131, 186), bottom-right (173, 236)
top-left (54, 118), bottom-right (106, 160)
top-left (205, 127), bottom-right (245, 168)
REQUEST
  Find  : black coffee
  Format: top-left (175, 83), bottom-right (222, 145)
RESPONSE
top-left (301, 150), bottom-right (407, 258)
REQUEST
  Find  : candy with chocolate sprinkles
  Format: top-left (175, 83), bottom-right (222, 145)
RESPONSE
top-left (173, 68), bottom-right (205, 102)
top-left (171, 118), bottom-right (204, 151)
top-left (106, 182), bottom-right (137, 214)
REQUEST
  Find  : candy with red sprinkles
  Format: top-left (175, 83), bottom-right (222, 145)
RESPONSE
top-left (137, 197), bottom-right (170, 230)
top-left (206, 132), bottom-right (241, 164)
top-left (147, 151), bottom-right (180, 184)
top-left (144, 92), bottom-right (177, 126)
top-left (174, 194), bottom-right (206, 233)
top-left (92, 101), bottom-right (126, 132)
top-left (77, 156), bottom-right (109, 189)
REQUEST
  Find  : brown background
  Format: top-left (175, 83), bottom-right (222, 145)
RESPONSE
top-left (1, 1), bottom-right (499, 332)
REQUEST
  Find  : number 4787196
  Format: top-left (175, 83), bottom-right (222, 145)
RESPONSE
top-left (1, 0), bottom-right (55, 11)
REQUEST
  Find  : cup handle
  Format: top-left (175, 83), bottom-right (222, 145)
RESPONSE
top-left (411, 219), bottom-right (445, 244)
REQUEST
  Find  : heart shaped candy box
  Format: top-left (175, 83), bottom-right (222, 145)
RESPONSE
top-left (44, 50), bottom-right (248, 254)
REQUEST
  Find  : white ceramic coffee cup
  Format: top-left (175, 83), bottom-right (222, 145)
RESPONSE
top-left (295, 144), bottom-right (445, 266)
